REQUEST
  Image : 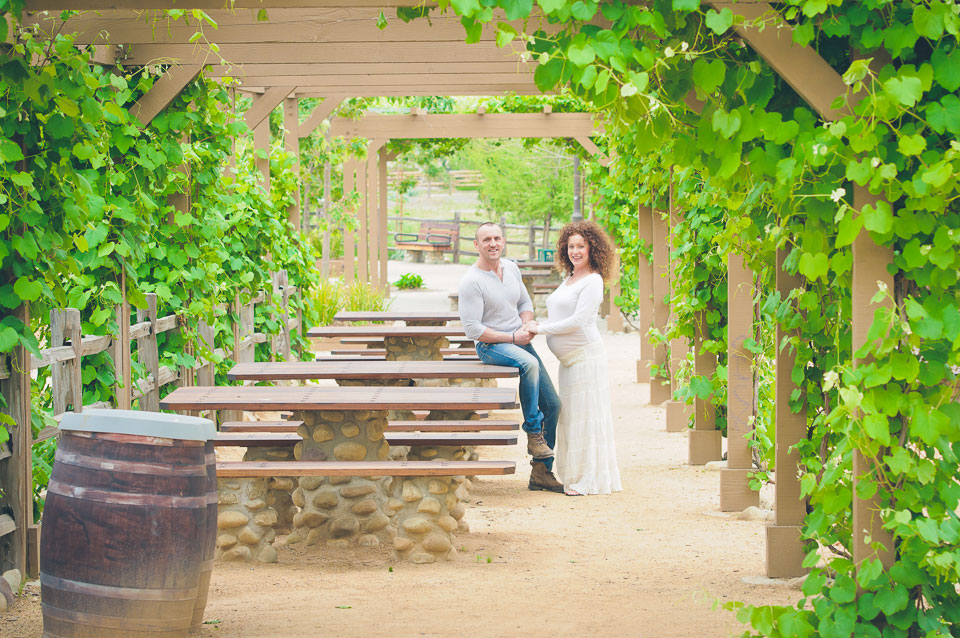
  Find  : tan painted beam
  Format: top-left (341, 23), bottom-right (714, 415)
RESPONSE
top-left (292, 86), bottom-right (545, 98)
top-left (637, 204), bottom-right (654, 385)
top-left (707, 2), bottom-right (850, 121)
top-left (27, 8), bottom-right (536, 45)
top-left (298, 96), bottom-right (345, 139)
top-left (129, 64), bottom-right (201, 126)
top-left (378, 146), bottom-right (389, 296)
top-left (283, 96), bottom-right (301, 230)
top-left (574, 135), bottom-right (611, 167)
top-left (27, 0), bottom-right (441, 7)
top-left (203, 61), bottom-right (534, 78)
top-left (226, 73), bottom-right (536, 88)
top-left (120, 42), bottom-right (522, 66)
top-left (244, 85), bottom-right (295, 130)
top-left (330, 113), bottom-right (599, 140)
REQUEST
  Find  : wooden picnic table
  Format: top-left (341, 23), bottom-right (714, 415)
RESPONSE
top-left (333, 310), bottom-right (460, 325)
top-left (160, 385), bottom-right (517, 562)
top-left (307, 325), bottom-right (469, 361)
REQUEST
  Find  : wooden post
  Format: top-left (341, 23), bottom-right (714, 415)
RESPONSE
top-left (851, 185), bottom-right (896, 570)
top-left (366, 143), bottom-right (381, 289)
top-left (637, 204), bottom-right (654, 384)
top-left (321, 132), bottom-right (332, 279)
top-left (283, 96), bottom-right (301, 230)
top-left (720, 253), bottom-right (760, 510)
top-left (254, 118), bottom-right (270, 192)
top-left (499, 215), bottom-right (508, 258)
top-left (379, 146), bottom-right (389, 295)
top-left (688, 312), bottom-right (722, 464)
top-left (766, 247), bottom-right (807, 578)
top-left (112, 270), bottom-right (132, 410)
top-left (50, 308), bottom-right (82, 415)
top-left (195, 316), bottom-right (216, 422)
top-left (0, 304), bottom-right (32, 576)
top-left (452, 211), bottom-right (461, 265)
top-left (665, 183), bottom-right (693, 430)
top-left (607, 251), bottom-right (624, 332)
top-left (136, 293), bottom-right (160, 412)
top-left (221, 293), bottom-right (245, 425)
top-left (527, 225), bottom-right (536, 260)
top-left (357, 155), bottom-right (369, 283)
top-left (343, 160), bottom-right (356, 284)
top-left (650, 208), bottom-right (671, 404)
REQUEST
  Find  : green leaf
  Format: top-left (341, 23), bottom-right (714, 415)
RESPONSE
top-left (863, 414), bottom-right (891, 445)
top-left (931, 47), bottom-right (960, 91)
top-left (861, 200), bottom-right (893, 235)
top-left (913, 4), bottom-right (944, 40)
top-left (451, 0), bottom-right (480, 15)
top-left (503, 0), bottom-right (533, 20)
top-left (376, 10), bottom-right (387, 29)
top-left (46, 113), bottom-right (75, 139)
top-left (692, 58), bottom-right (725, 94)
top-left (711, 108), bottom-right (741, 139)
top-left (534, 57), bottom-right (564, 92)
top-left (836, 213), bottom-right (863, 248)
top-left (536, 0), bottom-right (565, 12)
top-left (0, 141), bottom-right (24, 163)
top-left (897, 133), bottom-right (926, 156)
top-left (495, 23), bottom-right (516, 47)
top-left (567, 42), bottom-right (596, 67)
top-left (0, 326), bottom-right (18, 352)
top-left (704, 8), bottom-right (733, 34)
top-left (883, 75), bottom-right (923, 107)
top-left (798, 252), bottom-right (829, 281)
top-left (13, 277), bottom-right (42, 302)
top-left (829, 574), bottom-right (857, 604)
top-left (922, 162), bottom-right (953, 188)
top-left (672, 0), bottom-right (699, 10)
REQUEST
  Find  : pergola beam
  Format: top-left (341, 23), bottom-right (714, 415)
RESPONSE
top-left (202, 61), bottom-right (534, 78)
top-left (129, 64), bottom-right (201, 126)
top-left (330, 113), bottom-right (600, 140)
top-left (244, 85), bottom-right (296, 130)
top-left (222, 73), bottom-right (537, 89)
top-left (298, 96), bottom-right (345, 139)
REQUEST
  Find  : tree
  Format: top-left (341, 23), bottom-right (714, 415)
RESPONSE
top-left (460, 139), bottom-right (573, 231)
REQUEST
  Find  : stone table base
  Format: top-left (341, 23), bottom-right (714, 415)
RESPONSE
top-left (242, 445), bottom-right (298, 534)
top-left (391, 476), bottom-right (467, 563)
top-left (216, 478), bottom-right (279, 563)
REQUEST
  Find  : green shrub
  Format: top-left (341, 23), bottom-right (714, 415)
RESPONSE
top-left (394, 273), bottom-right (424, 290)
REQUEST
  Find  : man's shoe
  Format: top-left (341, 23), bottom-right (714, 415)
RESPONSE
top-left (528, 461), bottom-right (563, 493)
top-left (526, 432), bottom-right (554, 459)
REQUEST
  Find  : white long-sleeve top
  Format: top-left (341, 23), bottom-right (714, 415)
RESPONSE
top-left (538, 273), bottom-right (604, 358)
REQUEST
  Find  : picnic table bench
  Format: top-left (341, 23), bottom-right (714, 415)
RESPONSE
top-left (393, 221), bottom-right (459, 262)
top-left (220, 419), bottom-right (520, 433)
top-left (227, 361), bottom-right (512, 383)
top-left (160, 385), bottom-right (517, 564)
top-left (339, 335), bottom-right (472, 348)
top-left (307, 325), bottom-right (468, 361)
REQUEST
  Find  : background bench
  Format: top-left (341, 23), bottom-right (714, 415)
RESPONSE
top-left (394, 221), bottom-right (459, 262)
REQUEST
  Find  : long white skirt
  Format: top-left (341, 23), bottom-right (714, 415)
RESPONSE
top-left (554, 341), bottom-right (622, 495)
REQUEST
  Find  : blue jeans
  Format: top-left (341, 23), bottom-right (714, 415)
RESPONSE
top-left (475, 342), bottom-right (561, 471)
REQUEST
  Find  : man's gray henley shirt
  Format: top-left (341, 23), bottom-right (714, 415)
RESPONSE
top-left (458, 259), bottom-right (534, 342)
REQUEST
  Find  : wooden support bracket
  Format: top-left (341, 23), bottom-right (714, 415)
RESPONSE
top-left (130, 64), bottom-right (202, 127)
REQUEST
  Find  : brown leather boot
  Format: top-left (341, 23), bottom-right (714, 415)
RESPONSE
top-left (526, 431), bottom-right (554, 459)
top-left (528, 461), bottom-right (563, 493)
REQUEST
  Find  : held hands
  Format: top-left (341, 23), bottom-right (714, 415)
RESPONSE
top-left (512, 328), bottom-right (533, 345)
top-left (522, 320), bottom-right (539, 335)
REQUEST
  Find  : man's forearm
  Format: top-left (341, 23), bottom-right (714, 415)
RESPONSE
top-left (477, 327), bottom-right (515, 344)
top-left (520, 310), bottom-right (534, 323)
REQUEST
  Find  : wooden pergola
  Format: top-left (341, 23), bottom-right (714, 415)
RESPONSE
top-left (7, 1), bottom-right (893, 586)
top-left (25, 3), bottom-right (603, 294)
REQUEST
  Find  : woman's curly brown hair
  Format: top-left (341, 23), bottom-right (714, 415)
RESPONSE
top-left (554, 221), bottom-right (614, 281)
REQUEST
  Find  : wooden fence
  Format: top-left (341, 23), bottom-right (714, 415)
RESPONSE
top-left (387, 215), bottom-right (562, 263)
top-left (0, 271), bottom-right (301, 577)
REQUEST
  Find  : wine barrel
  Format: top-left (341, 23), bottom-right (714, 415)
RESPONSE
top-left (41, 409), bottom-right (215, 638)
top-left (189, 441), bottom-right (217, 634)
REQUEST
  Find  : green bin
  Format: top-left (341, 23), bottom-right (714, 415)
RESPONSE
top-left (537, 248), bottom-right (556, 262)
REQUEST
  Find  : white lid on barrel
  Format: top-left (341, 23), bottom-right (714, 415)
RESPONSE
top-left (59, 409), bottom-right (216, 441)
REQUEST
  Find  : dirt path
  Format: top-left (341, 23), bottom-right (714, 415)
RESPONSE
top-left (2, 262), bottom-right (801, 637)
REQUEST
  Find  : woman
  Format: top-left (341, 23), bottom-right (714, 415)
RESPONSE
top-left (525, 221), bottom-right (622, 496)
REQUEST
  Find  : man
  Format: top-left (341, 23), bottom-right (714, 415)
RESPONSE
top-left (458, 222), bottom-right (563, 493)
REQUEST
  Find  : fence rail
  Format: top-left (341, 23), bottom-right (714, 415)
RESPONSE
top-left (0, 271), bottom-right (301, 577)
top-left (386, 215), bottom-right (562, 262)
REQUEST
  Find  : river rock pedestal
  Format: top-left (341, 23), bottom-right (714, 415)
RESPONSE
top-left (241, 445), bottom-right (298, 534)
top-left (216, 478), bottom-right (279, 563)
top-left (391, 476), bottom-right (466, 563)
top-left (283, 409), bottom-right (396, 549)
top-left (383, 336), bottom-right (449, 361)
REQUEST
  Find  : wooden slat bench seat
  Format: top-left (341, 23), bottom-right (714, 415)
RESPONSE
top-left (330, 348), bottom-right (472, 357)
top-left (312, 353), bottom-right (479, 361)
top-left (334, 311), bottom-right (460, 324)
top-left (220, 419), bottom-right (519, 433)
top-left (340, 336), bottom-right (472, 347)
top-left (217, 459), bottom-right (513, 478)
top-left (307, 326), bottom-right (466, 338)
top-left (532, 283), bottom-right (555, 293)
top-left (227, 361), bottom-right (510, 382)
top-left (394, 221), bottom-right (459, 255)
top-left (215, 432), bottom-right (518, 447)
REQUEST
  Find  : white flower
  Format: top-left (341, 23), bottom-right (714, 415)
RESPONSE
top-left (680, 41), bottom-right (689, 51)
top-left (664, 46), bottom-right (675, 58)
top-left (830, 187), bottom-right (846, 202)
top-left (823, 370), bottom-right (839, 392)
top-left (871, 157), bottom-right (881, 168)
top-left (876, 280), bottom-right (888, 293)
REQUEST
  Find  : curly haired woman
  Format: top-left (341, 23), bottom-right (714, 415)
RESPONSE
top-left (525, 221), bottom-right (622, 496)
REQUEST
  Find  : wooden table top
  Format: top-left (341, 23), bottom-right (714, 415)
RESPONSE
top-left (516, 261), bottom-right (556, 269)
top-left (159, 386), bottom-right (518, 411)
top-left (227, 361), bottom-right (517, 381)
top-left (307, 326), bottom-right (467, 338)
top-left (334, 311), bottom-right (460, 323)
